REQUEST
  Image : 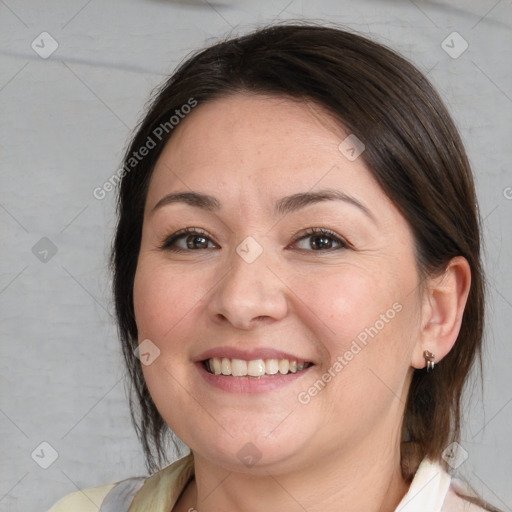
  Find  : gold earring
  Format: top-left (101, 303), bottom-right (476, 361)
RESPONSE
top-left (423, 350), bottom-right (435, 372)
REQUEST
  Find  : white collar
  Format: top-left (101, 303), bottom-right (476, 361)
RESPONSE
top-left (394, 458), bottom-right (451, 512)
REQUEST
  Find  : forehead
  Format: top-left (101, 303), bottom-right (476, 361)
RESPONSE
top-left (163, 93), bottom-right (343, 158)
top-left (146, 93), bottom-right (391, 219)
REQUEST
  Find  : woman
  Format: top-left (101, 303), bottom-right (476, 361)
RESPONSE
top-left (48, 23), bottom-right (500, 512)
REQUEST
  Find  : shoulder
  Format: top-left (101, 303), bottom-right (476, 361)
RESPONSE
top-left (46, 454), bottom-right (194, 512)
top-left (46, 483), bottom-right (116, 512)
top-left (398, 457), bottom-right (496, 512)
top-left (442, 479), bottom-right (495, 512)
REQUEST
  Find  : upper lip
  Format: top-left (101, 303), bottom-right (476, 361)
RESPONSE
top-left (194, 347), bottom-right (313, 364)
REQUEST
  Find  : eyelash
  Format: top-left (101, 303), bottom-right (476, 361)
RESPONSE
top-left (159, 227), bottom-right (349, 252)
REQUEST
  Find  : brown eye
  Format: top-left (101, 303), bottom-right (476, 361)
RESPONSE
top-left (293, 228), bottom-right (348, 251)
top-left (184, 234), bottom-right (209, 249)
top-left (160, 228), bottom-right (218, 251)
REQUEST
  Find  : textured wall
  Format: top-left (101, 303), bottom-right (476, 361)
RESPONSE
top-left (0, 1), bottom-right (510, 511)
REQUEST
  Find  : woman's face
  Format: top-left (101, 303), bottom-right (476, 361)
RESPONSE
top-left (133, 93), bottom-right (424, 473)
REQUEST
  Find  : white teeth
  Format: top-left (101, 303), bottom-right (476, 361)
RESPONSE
top-left (231, 358), bottom-right (247, 377)
top-left (212, 357), bottom-right (222, 375)
top-left (247, 359), bottom-right (265, 377)
top-left (278, 359), bottom-right (289, 374)
top-left (205, 357), bottom-right (309, 376)
top-left (265, 359), bottom-right (279, 375)
top-left (221, 357), bottom-right (231, 375)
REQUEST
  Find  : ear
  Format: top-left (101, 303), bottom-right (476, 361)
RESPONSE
top-left (411, 256), bottom-right (471, 370)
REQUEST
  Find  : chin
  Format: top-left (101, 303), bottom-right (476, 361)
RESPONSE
top-left (183, 422), bottom-right (317, 474)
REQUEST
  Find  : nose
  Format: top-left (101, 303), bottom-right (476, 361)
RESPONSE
top-left (206, 240), bottom-right (288, 330)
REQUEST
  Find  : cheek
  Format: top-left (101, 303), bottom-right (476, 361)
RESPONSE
top-left (133, 259), bottom-right (206, 345)
top-left (292, 262), bottom-right (419, 400)
top-left (291, 263), bottom-right (405, 353)
top-left (133, 260), bottom-right (204, 427)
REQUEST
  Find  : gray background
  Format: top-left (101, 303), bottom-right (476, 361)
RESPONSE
top-left (0, 1), bottom-right (511, 511)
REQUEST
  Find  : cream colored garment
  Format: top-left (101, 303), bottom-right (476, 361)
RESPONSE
top-left (47, 453), bottom-right (486, 512)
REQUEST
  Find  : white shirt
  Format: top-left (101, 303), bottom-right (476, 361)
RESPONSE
top-left (47, 454), bottom-right (488, 512)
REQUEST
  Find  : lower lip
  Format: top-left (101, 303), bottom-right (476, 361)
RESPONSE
top-left (195, 362), bottom-right (313, 393)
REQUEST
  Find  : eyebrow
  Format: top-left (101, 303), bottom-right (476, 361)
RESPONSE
top-left (151, 189), bottom-right (376, 223)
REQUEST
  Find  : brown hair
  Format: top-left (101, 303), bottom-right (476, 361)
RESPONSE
top-left (111, 21), bottom-right (487, 498)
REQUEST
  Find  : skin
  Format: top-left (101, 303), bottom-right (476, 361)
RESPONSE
top-left (133, 93), bottom-right (471, 512)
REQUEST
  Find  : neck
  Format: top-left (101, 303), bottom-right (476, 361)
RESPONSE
top-left (175, 438), bottom-right (410, 512)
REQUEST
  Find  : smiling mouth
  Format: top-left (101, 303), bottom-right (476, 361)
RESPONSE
top-left (203, 357), bottom-right (313, 377)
